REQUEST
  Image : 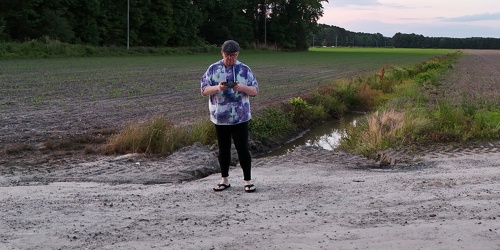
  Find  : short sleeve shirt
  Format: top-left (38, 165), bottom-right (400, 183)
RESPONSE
top-left (200, 60), bottom-right (258, 125)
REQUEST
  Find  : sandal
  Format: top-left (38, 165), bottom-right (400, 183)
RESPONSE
top-left (213, 183), bottom-right (230, 192)
top-left (244, 184), bottom-right (256, 193)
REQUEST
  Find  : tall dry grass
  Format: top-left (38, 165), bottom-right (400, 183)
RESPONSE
top-left (341, 109), bottom-right (407, 155)
top-left (101, 116), bottom-right (215, 155)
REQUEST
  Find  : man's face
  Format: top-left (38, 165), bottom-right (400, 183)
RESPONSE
top-left (222, 51), bottom-right (239, 66)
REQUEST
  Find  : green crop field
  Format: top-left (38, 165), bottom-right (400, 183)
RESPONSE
top-left (0, 48), bottom-right (454, 145)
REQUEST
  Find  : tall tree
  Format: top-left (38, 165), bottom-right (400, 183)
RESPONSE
top-left (97, 0), bottom-right (126, 46)
top-left (168, 0), bottom-right (203, 46)
top-left (267, 0), bottom-right (326, 50)
top-left (242, 0), bottom-right (265, 46)
top-left (0, 17), bottom-right (8, 41)
top-left (1, 0), bottom-right (44, 41)
top-left (66, 0), bottom-right (100, 45)
top-left (194, 0), bottom-right (253, 47)
top-left (136, 0), bottom-right (173, 46)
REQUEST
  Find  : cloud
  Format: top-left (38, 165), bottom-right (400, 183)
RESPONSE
top-left (323, 0), bottom-right (381, 8)
top-left (319, 1), bottom-right (500, 38)
top-left (340, 19), bottom-right (500, 38)
top-left (441, 12), bottom-right (500, 22)
top-left (324, 0), bottom-right (407, 9)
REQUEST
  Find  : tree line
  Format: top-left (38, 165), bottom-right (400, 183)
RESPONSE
top-left (1, 0), bottom-right (498, 51)
top-left (0, 0), bottom-right (326, 51)
top-left (314, 24), bottom-right (500, 49)
top-left (313, 24), bottom-right (392, 47)
top-left (392, 33), bottom-right (500, 49)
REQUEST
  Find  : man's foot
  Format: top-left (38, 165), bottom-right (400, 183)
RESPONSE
top-left (244, 184), bottom-right (256, 193)
top-left (213, 183), bottom-right (231, 191)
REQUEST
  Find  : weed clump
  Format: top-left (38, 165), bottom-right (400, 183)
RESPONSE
top-left (101, 116), bottom-right (215, 156)
top-left (249, 108), bottom-right (295, 145)
top-left (4, 143), bottom-right (35, 155)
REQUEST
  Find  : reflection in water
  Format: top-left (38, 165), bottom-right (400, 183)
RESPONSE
top-left (264, 114), bottom-right (358, 157)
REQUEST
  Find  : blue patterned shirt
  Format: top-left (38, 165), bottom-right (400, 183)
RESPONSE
top-left (200, 60), bottom-right (258, 125)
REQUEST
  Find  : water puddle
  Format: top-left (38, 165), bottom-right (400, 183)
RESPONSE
top-left (264, 113), bottom-right (360, 157)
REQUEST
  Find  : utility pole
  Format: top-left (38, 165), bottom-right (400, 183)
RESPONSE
top-left (264, 2), bottom-right (267, 46)
top-left (127, 0), bottom-right (130, 50)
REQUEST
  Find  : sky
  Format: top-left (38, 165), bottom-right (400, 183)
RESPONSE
top-left (318, 0), bottom-right (500, 38)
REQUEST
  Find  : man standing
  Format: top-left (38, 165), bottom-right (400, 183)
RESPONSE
top-left (200, 40), bottom-right (259, 193)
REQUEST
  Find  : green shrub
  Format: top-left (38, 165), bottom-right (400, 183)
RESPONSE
top-left (414, 72), bottom-right (434, 86)
top-left (289, 97), bottom-right (311, 123)
top-left (385, 67), bottom-right (409, 83)
top-left (389, 80), bottom-right (428, 107)
top-left (249, 108), bottom-right (295, 143)
top-left (0, 39), bottom-right (219, 59)
top-left (404, 66), bottom-right (420, 78)
top-left (308, 91), bottom-right (347, 117)
top-left (334, 81), bottom-right (360, 109)
top-left (422, 60), bottom-right (441, 71)
top-left (480, 110), bottom-right (500, 127)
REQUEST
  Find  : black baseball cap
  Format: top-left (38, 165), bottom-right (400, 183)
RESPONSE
top-left (221, 40), bottom-right (240, 53)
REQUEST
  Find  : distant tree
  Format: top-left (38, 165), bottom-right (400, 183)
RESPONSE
top-left (0, 17), bottom-right (7, 41)
top-left (315, 24), bottom-right (378, 47)
top-left (168, 0), bottom-right (203, 46)
top-left (267, 0), bottom-right (325, 50)
top-left (10, 1), bottom-right (498, 50)
top-left (245, 0), bottom-right (267, 46)
top-left (136, 0), bottom-right (174, 46)
top-left (97, 0), bottom-right (126, 46)
top-left (194, 0), bottom-right (253, 47)
top-left (66, 0), bottom-right (99, 45)
top-left (392, 33), bottom-right (409, 47)
top-left (392, 32), bottom-right (500, 49)
top-left (0, 0), bottom-right (44, 41)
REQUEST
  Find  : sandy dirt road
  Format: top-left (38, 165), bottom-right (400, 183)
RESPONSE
top-left (1, 145), bottom-right (500, 250)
